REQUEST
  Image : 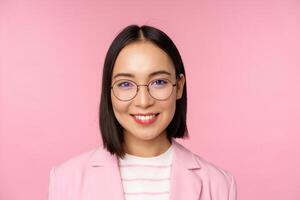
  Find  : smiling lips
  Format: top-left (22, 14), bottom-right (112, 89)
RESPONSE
top-left (131, 113), bottom-right (159, 125)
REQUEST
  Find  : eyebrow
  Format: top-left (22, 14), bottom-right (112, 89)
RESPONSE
top-left (113, 70), bottom-right (172, 79)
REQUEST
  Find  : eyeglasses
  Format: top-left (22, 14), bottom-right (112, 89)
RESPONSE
top-left (111, 78), bottom-right (177, 101)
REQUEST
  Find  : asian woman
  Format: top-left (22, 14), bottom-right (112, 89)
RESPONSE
top-left (48, 24), bottom-right (237, 200)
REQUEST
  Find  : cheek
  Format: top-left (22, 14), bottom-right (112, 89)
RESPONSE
top-left (111, 95), bottom-right (129, 116)
top-left (160, 95), bottom-right (177, 117)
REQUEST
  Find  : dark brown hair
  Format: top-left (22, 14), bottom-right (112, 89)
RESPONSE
top-left (99, 24), bottom-right (188, 158)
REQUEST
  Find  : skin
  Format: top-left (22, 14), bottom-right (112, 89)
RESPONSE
top-left (111, 40), bottom-right (185, 157)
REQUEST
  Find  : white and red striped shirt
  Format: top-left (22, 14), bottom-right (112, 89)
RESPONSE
top-left (118, 144), bottom-right (173, 200)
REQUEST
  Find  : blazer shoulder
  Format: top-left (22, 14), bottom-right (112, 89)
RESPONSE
top-left (50, 145), bottom-right (103, 176)
top-left (195, 153), bottom-right (234, 180)
top-left (174, 140), bottom-right (235, 181)
top-left (191, 152), bottom-right (237, 196)
top-left (48, 145), bottom-right (108, 199)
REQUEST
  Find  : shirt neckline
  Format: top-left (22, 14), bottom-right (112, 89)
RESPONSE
top-left (121, 144), bottom-right (173, 161)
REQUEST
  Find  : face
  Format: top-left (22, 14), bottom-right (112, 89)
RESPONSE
top-left (111, 41), bottom-right (185, 146)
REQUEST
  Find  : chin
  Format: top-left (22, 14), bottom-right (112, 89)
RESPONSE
top-left (135, 133), bottom-right (160, 141)
top-left (126, 130), bottom-right (162, 141)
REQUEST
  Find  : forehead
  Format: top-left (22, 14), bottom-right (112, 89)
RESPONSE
top-left (112, 41), bottom-right (176, 80)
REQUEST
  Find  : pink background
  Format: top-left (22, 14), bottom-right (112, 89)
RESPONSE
top-left (1, 0), bottom-right (300, 199)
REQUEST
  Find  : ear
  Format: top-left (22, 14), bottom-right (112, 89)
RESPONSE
top-left (176, 73), bottom-right (185, 100)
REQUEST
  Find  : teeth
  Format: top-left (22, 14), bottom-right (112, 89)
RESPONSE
top-left (134, 114), bottom-right (156, 121)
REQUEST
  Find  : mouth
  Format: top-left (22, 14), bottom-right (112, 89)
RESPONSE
top-left (130, 113), bottom-right (160, 125)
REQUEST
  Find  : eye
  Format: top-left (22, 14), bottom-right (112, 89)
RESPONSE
top-left (116, 81), bottom-right (135, 89)
top-left (151, 79), bottom-right (168, 87)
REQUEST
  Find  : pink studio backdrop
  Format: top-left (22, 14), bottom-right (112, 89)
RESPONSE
top-left (1, 0), bottom-right (299, 199)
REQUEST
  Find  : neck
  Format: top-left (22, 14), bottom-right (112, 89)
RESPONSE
top-left (123, 132), bottom-right (171, 157)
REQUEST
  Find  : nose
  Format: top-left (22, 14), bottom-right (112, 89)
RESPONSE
top-left (133, 86), bottom-right (154, 108)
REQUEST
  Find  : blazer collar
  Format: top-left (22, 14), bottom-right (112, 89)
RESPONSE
top-left (88, 139), bottom-right (202, 170)
top-left (85, 139), bottom-right (203, 200)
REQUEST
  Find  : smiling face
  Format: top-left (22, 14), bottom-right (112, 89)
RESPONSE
top-left (111, 41), bottom-right (185, 149)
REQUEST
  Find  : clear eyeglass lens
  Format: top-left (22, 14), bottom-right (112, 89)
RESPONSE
top-left (149, 79), bottom-right (173, 100)
top-left (112, 80), bottom-right (137, 101)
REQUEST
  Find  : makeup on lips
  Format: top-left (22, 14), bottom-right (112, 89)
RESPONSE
top-left (130, 113), bottom-right (160, 125)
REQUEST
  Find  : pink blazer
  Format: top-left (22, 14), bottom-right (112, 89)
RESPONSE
top-left (48, 139), bottom-right (237, 200)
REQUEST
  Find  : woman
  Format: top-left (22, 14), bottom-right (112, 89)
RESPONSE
top-left (48, 25), bottom-right (237, 200)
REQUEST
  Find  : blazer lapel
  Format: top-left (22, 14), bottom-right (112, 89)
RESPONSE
top-left (170, 139), bottom-right (203, 200)
top-left (80, 147), bottom-right (125, 200)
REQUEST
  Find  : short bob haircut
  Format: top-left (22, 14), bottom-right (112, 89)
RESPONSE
top-left (99, 24), bottom-right (188, 158)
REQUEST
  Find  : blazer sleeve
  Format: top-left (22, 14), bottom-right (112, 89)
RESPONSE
top-left (228, 173), bottom-right (237, 200)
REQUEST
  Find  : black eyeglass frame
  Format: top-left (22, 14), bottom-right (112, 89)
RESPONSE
top-left (111, 78), bottom-right (178, 101)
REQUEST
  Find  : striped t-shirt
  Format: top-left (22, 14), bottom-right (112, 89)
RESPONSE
top-left (118, 144), bottom-right (173, 200)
